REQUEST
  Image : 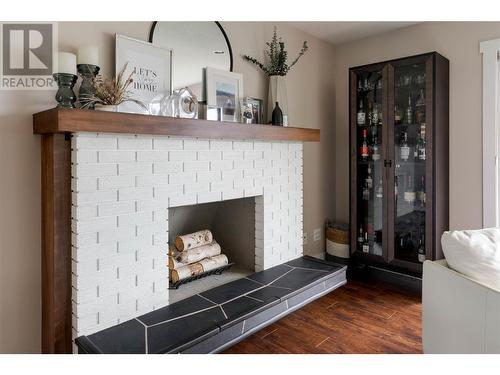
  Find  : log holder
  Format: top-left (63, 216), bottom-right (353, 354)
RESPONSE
top-left (169, 262), bottom-right (235, 290)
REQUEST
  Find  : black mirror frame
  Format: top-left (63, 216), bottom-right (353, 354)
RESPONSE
top-left (148, 21), bottom-right (234, 72)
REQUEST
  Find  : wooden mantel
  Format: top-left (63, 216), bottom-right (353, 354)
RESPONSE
top-left (33, 108), bottom-right (320, 142)
top-left (33, 107), bottom-right (320, 354)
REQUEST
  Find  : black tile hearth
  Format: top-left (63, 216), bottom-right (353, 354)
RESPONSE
top-left (269, 268), bottom-right (332, 292)
top-left (77, 319), bottom-right (146, 354)
top-left (147, 307), bottom-right (226, 354)
top-left (284, 256), bottom-right (337, 272)
top-left (137, 294), bottom-right (216, 326)
top-left (246, 264), bottom-right (292, 284)
top-left (219, 295), bottom-right (280, 329)
top-left (75, 256), bottom-right (347, 354)
top-left (199, 277), bottom-right (263, 304)
top-left (247, 285), bottom-right (291, 301)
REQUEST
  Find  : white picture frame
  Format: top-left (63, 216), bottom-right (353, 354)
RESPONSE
top-left (205, 67), bottom-right (243, 122)
top-left (115, 34), bottom-right (173, 114)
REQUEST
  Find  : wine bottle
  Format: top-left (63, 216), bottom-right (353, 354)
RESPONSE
top-left (404, 174), bottom-right (416, 205)
top-left (416, 88), bottom-right (425, 107)
top-left (400, 131), bottom-right (410, 161)
top-left (418, 233), bottom-right (426, 263)
top-left (372, 102), bottom-right (379, 125)
top-left (357, 100), bottom-right (365, 126)
top-left (362, 232), bottom-right (370, 253)
top-left (372, 136), bottom-right (381, 161)
top-left (367, 102), bottom-right (373, 126)
top-left (418, 123), bottom-right (426, 160)
top-left (357, 226), bottom-right (364, 250)
top-left (406, 93), bottom-right (413, 125)
top-left (394, 105), bottom-right (402, 125)
top-left (360, 129), bottom-right (369, 161)
top-left (362, 180), bottom-right (370, 201)
top-left (375, 179), bottom-right (383, 200)
top-left (418, 176), bottom-right (426, 208)
top-left (395, 176), bottom-right (399, 206)
top-left (366, 165), bottom-right (373, 189)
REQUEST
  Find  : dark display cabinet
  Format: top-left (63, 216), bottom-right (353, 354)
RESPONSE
top-left (349, 52), bottom-right (449, 275)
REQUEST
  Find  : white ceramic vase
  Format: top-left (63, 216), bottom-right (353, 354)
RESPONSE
top-left (94, 104), bottom-right (118, 112)
top-left (268, 75), bottom-right (288, 126)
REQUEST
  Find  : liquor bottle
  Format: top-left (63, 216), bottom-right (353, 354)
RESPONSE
top-left (418, 176), bottom-right (426, 208)
top-left (400, 131), bottom-right (410, 161)
top-left (357, 226), bottom-right (364, 250)
top-left (406, 93), bottom-right (413, 125)
top-left (395, 176), bottom-right (399, 206)
top-left (360, 129), bottom-right (369, 160)
top-left (418, 233), bottom-right (426, 263)
top-left (418, 123), bottom-right (426, 160)
top-left (366, 165), bottom-right (373, 189)
top-left (375, 179), bottom-right (383, 200)
top-left (414, 135), bottom-right (419, 161)
top-left (372, 136), bottom-right (381, 161)
top-left (367, 102), bottom-right (373, 126)
top-left (362, 232), bottom-right (370, 253)
top-left (362, 180), bottom-right (370, 201)
top-left (372, 102), bottom-right (379, 125)
top-left (404, 175), bottom-right (416, 205)
top-left (399, 235), bottom-right (405, 252)
top-left (358, 79), bottom-right (363, 92)
top-left (364, 77), bottom-right (369, 91)
top-left (416, 88), bottom-right (425, 107)
top-left (357, 100), bottom-right (365, 126)
top-left (394, 105), bottom-right (402, 125)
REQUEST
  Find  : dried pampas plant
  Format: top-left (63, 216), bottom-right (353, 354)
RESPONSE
top-left (80, 63), bottom-right (146, 109)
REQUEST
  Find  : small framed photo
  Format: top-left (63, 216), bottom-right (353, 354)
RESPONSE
top-left (246, 97), bottom-right (264, 124)
top-left (115, 34), bottom-right (173, 114)
top-left (205, 67), bottom-right (243, 122)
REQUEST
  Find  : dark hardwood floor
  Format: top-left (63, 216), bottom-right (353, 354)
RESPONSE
top-left (223, 279), bottom-right (422, 354)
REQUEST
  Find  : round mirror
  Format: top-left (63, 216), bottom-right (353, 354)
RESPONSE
top-left (149, 21), bottom-right (233, 100)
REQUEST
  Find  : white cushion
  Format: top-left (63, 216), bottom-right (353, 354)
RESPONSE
top-left (441, 227), bottom-right (500, 291)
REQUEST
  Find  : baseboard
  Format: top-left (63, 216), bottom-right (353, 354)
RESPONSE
top-left (349, 262), bottom-right (422, 294)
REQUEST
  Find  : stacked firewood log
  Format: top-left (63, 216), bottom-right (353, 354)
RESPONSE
top-left (168, 229), bottom-right (229, 283)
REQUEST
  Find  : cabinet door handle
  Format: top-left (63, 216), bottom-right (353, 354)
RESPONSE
top-left (384, 160), bottom-right (392, 168)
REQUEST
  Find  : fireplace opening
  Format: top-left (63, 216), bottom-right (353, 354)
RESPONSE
top-left (168, 197), bottom-right (256, 303)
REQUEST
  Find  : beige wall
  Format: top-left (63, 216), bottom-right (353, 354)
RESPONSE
top-left (333, 22), bottom-right (500, 230)
top-left (0, 21), bottom-right (335, 353)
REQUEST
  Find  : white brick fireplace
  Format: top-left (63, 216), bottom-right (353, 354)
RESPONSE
top-left (71, 133), bottom-right (304, 342)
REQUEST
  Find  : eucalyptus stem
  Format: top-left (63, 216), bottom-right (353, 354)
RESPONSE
top-left (243, 26), bottom-right (308, 76)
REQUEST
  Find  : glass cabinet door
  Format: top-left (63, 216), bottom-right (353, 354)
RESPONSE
top-left (353, 69), bottom-right (385, 257)
top-left (390, 59), bottom-right (429, 265)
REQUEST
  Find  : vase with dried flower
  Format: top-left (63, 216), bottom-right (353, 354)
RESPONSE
top-left (79, 63), bottom-right (146, 112)
top-left (243, 27), bottom-right (308, 126)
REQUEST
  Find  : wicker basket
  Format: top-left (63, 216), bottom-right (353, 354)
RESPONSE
top-left (326, 226), bottom-right (349, 245)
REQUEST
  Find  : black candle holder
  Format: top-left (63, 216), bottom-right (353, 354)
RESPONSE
top-left (53, 73), bottom-right (78, 108)
top-left (77, 64), bottom-right (100, 109)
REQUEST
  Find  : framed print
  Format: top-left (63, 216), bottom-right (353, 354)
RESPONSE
top-left (205, 67), bottom-right (243, 122)
top-left (115, 34), bottom-right (173, 114)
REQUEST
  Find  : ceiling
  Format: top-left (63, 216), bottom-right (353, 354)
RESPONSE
top-left (288, 22), bottom-right (419, 45)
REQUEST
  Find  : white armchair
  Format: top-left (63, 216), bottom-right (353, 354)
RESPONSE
top-left (422, 259), bottom-right (500, 353)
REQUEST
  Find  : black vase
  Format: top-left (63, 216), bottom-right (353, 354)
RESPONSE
top-left (271, 101), bottom-right (283, 126)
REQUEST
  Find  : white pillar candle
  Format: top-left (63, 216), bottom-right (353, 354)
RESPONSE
top-left (77, 46), bottom-right (99, 66)
top-left (57, 52), bottom-right (76, 75)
